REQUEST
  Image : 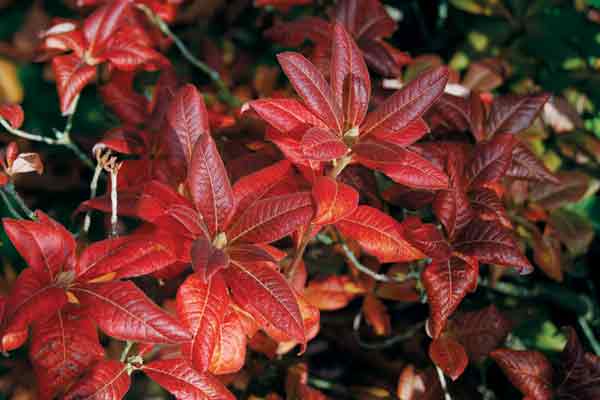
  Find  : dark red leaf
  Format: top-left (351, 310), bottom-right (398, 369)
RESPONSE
top-left (507, 142), bottom-right (559, 183)
top-left (466, 133), bottom-right (516, 189)
top-left (422, 256), bottom-right (478, 338)
top-left (491, 349), bottom-right (554, 400)
top-left (486, 93), bottom-right (551, 137)
top-left (52, 54), bottom-right (97, 115)
top-left (429, 337), bottom-right (468, 381)
top-left (454, 220), bottom-right (532, 274)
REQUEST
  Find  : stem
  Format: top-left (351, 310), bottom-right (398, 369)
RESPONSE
top-left (108, 164), bottom-right (120, 238)
top-left (287, 224), bottom-right (312, 279)
top-left (329, 154), bottom-right (353, 179)
top-left (435, 364), bottom-right (453, 400)
top-left (3, 183), bottom-right (35, 220)
top-left (353, 312), bottom-right (425, 350)
top-left (120, 341), bottom-right (134, 362)
top-left (0, 187), bottom-right (24, 218)
top-left (578, 317), bottom-right (600, 356)
top-left (335, 232), bottom-right (394, 282)
top-left (83, 161), bottom-right (104, 234)
top-left (137, 4), bottom-right (241, 108)
top-left (1, 115), bottom-right (94, 170)
top-left (479, 278), bottom-right (595, 321)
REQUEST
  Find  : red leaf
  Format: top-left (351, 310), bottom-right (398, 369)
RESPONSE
top-left (422, 256), bottom-right (478, 338)
top-left (232, 160), bottom-right (293, 215)
top-left (188, 133), bottom-right (235, 237)
top-left (99, 71), bottom-right (148, 125)
top-left (454, 220), bottom-right (533, 274)
top-left (360, 67), bottom-right (448, 138)
top-left (403, 218), bottom-right (452, 261)
top-left (245, 98), bottom-right (328, 132)
top-left (376, 118), bottom-right (430, 146)
top-left (486, 93), bottom-right (551, 137)
top-left (432, 149), bottom-right (473, 238)
top-left (449, 305), bottom-right (512, 363)
top-left (190, 238), bottom-right (229, 282)
top-left (83, 0), bottom-right (130, 54)
top-left (0, 104), bottom-right (24, 128)
top-left (3, 211), bottom-right (75, 280)
top-left (226, 192), bottom-right (314, 244)
top-left (144, 359), bottom-right (235, 400)
top-left (30, 311), bottom-right (105, 399)
top-left (470, 188), bottom-right (511, 228)
top-left (330, 23), bottom-right (370, 122)
top-left (466, 133), bottom-right (516, 188)
top-left (2, 268), bottom-right (67, 345)
top-left (64, 360), bottom-right (131, 400)
top-left (304, 275), bottom-right (360, 310)
top-left (555, 327), bottom-right (600, 399)
top-left (429, 337), bottom-right (468, 381)
top-left (491, 349), bottom-right (554, 400)
top-left (311, 176), bottom-right (359, 225)
top-left (177, 273), bottom-right (229, 372)
top-left (529, 171), bottom-right (589, 211)
top-left (354, 141), bottom-right (449, 190)
top-left (335, 206), bottom-right (425, 263)
top-left (277, 52), bottom-right (343, 133)
top-left (225, 260), bottom-right (305, 344)
top-left (52, 54), bottom-right (97, 115)
top-left (77, 235), bottom-right (176, 280)
top-left (167, 84), bottom-right (210, 167)
top-left (73, 281), bottom-right (191, 344)
top-left (362, 294), bottom-right (391, 336)
top-left (101, 26), bottom-right (168, 71)
top-left (301, 127), bottom-right (348, 161)
top-left (507, 142), bottom-right (559, 183)
top-left (209, 308), bottom-right (247, 375)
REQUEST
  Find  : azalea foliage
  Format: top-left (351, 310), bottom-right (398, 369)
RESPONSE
top-left (0, 0), bottom-right (599, 399)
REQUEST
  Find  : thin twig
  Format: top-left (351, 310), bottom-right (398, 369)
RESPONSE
top-left (0, 188), bottom-right (24, 218)
top-left (338, 239), bottom-right (393, 282)
top-left (120, 341), bottom-right (134, 363)
top-left (1, 108), bottom-right (94, 170)
top-left (286, 224), bottom-right (313, 279)
top-left (578, 317), bottom-right (600, 356)
top-left (82, 158), bottom-right (105, 234)
top-left (353, 312), bottom-right (425, 350)
top-left (137, 4), bottom-right (241, 108)
top-left (435, 364), bottom-right (453, 400)
top-left (2, 183), bottom-right (35, 220)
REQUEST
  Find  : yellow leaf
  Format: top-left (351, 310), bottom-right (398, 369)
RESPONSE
top-left (0, 58), bottom-right (24, 104)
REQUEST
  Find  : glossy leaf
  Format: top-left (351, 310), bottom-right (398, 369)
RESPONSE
top-left (52, 54), bottom-right (96, 115)
top-left (454, 220), bottom-right (533, 274)
top-left (555, 327), bottom-right (600, 400)
top-left (64, 360), bottom-right (131, 400)
top-left (336, 205), bottom-right (425, 263)
top-left (360, 67), bottom-right (448, 138)
top-left (311, 176), bottom-right (359, 225)
top-left (277, 52), bottom-right (343, 133)
top-left (491, 349), bottom-right (554, 400)
top-left (30, 311), bottom-right (105, 400)
top-left (226, 192), bottom-right (314, 244)
top-left (466, 133), bottom-right (515, 188)
top-left (74, 281), bottom-right (191, 344)
top-left (507, 142), bottom-right (559, 183)
top-left (167, 84), bottom-right (210, 167)
top-left (188, 133), bottom-right (235, 237)
top-left (209, 308), bottom-right (247, 375)
top-left (245, 98), bottom-right (328, 132)
top-left (486, 93), bottom-right (551, 137)
top-left (190, 238), bottom-right (229, 281)
top-left (144, 359), bottom-right (235, 400)
top-left (429, 337), bottom-right (468, 381)
top-left (422, 256), bottom-right (478, 338)
top-left (177, 273), bottom-right (229, 372)
top-left (301, 127), bottom-right (348, 161)
top-left (225, 259), bottom-right (305, 344)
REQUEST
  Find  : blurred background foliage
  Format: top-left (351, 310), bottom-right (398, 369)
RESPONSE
top-left (1, 0), bottom-right (600, 399)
